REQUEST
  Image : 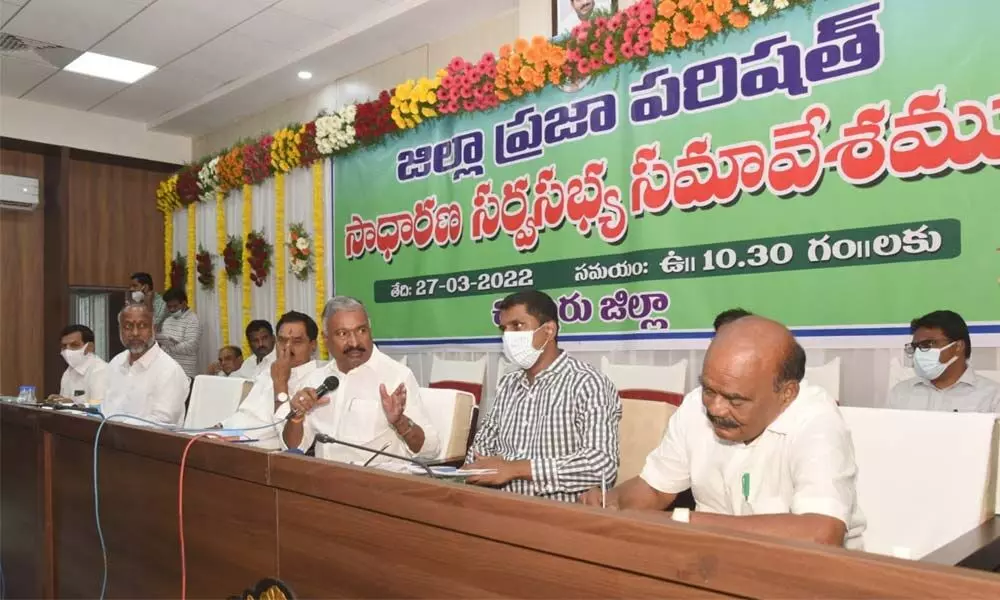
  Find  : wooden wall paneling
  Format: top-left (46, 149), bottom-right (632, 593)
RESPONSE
top-left (51, 435), bottom-right (278, 599)
top-left (276, 491), bottom-right (727, 599)
top-left (67, 159), bottom-right (167, 289)
top-left (0, 148), bottom-right (46, 395)
top-left (0, 410), bottom-right (46, 599)
top-left (43, 147), bottom-right (70, 396)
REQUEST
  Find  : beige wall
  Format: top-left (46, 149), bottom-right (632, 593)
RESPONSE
top-left (193, 1), bottom-right (551, 157)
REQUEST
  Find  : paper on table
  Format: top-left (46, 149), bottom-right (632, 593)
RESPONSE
top-left (405, 465), bottom-right (499, 477)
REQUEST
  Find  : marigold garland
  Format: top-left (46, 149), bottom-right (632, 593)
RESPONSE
top-left (186, 203), bottom-right (197, 309)
top-left (216, 190), bottom-right (230, 346)
top-left (156, 0), bottom-right (806, 211)
top-left (163, 212), bottom-right (173, 289)
top-left (274, 173), bottom-right (287, 317)
top-left (241, 184), bottom-right (252, 358)
top-left (312, 161), bottom-right (327, 360)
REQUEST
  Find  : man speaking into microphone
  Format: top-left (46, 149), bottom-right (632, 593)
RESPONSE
top-left (280, 296), bottom-right (440, 470)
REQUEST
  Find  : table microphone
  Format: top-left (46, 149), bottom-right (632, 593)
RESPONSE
top-left (46, 402), bottom-right (102, 416)
top-left (313, 432), bottom-right (436, 478)
top-left (286, 376), bottom-right (340, 421)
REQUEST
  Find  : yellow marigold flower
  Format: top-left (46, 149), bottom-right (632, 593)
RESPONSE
top-left (422, 107), bottom-right (437, 118)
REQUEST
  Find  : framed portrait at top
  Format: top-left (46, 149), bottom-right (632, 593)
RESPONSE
top-left (552, 0), bottom-right (618, 37)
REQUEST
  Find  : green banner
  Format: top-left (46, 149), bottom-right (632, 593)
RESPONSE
top-left (335, 0), bottom-right (999, 342)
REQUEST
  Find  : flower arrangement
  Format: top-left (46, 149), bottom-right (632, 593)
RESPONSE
top-left (270, 125), bottom-right (302, 173)
top-left (390, 76), bottom-right (441, 129)
top-left (216, 145), bottom-right (245, 192)
top-left (354, 90), bottom-right (396, 144)
top-left (438, 52), bottom-right (499, 115)
top-left (245, 230), bottom-right (273, 287)
top-left (287, 222), bottom-right (314, 281)
top-left (223, 235), bottom-right (243, 283)
top-left (242, 136), bottom-right (273, 185)
top-left (170, 253), bottom-right (186, 290)
top-left (175, 164), bottom-right (201, 206)
top-left (196, 245), bottom-right (215, 291)
top-left (296, 121), bottom-right (322, 166)
top-left (496, 36), bottom-right (566, 101)
top-left (315, 105), bottom-right (357, 155)
top-left (198, 156), bottom-right (221, 200)
top-left (156, 0), bottom-right (803, 214)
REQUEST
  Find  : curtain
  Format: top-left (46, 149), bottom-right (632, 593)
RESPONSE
top-left (71, 292), bottom-right (110, 361)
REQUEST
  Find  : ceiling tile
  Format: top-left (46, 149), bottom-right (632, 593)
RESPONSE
top-left (89, 63), bottom-right (224, 121)
top-left (1, 1), bottom-right (25, 27)
top-left (0, 55), bottom-right (57, 97)
top-left (2, 0), bottom-right (154, 51)
top-left (3, 0), bottom-right (26, 5)
top-left (232, 7), bottom-right (337, 51)
top-left (22, 69), bottom-right (127, 111)
top-left (274, 0), bottom-right (361, 28)
top-left (167, 30), bottom-right (286, 82)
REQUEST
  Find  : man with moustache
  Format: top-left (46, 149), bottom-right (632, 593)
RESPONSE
top-left (220, 312), bottom-right (320, 450)
top-left (233, 320), bottom-right (277, 380)
top-left (103, 303), bottom-right (189, 426)
top-left (281, 296), bottom-right (440, 469)
top-left (581, 317), bottom-right (866, 549)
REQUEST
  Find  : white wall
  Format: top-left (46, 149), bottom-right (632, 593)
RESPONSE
top-left (193, 4), bottom-right (531, 157)
top-left (0, 96), bottom-right (192, 164)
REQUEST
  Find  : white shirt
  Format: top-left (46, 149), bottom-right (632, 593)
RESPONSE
top-left (887, 368), bottom-right (1000, 413)
top-left (640, 382), bottom-right (866, 550)
top-left (156, 309), bottom-right (201, 378)
top-left (233, 350), bottom-right (276, 380)
top-left (59, 353), bottom-right (109, 404)
top-left (221, 360), bottom-right (320, 450)
top-left (279, 346), bottom-right (440, 470)
top-left (104, 343), bottom-right (189, 427)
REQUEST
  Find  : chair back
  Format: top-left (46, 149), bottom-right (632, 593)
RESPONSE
top-left (886, 357), bottom-right (916, 400)
top-left (805, 357), bottom-right (842, 404)
top-left (600, 358), bottom-right (687, 395)
top-left (617, 398), bottom-right (677, 484)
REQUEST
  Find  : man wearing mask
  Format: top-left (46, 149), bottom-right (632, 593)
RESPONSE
top-left (128, 272), bottom-right (167, 329)
top-left (281, 296), bottom-right (440, 470)
top-left (220, 312), bottom-right (320, 450)
top-left (461, 289), bottom-right (622, 503)
top-left (156, 287), bottom-right (201, 383)
top-left (580, 317), bottom-right (865, 549)
top-left (48, 324), bottom-right (108, 406)
top-left (233, 320), bottom-right (276, 380)
top-left (104, 304), bottom-right (189, 426)
top-left (207, 346), bottom-right (244, 377)
top-left (888, 310), bottom-right (999, 412)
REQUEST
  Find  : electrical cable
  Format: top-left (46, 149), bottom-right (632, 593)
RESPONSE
top-left (178, 433), bottom-right (221, 600)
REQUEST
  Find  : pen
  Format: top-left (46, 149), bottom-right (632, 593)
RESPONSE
top-left (741, 472), bottom-right (750, 502)
top-left (600, 477), bottom-right (607, 509)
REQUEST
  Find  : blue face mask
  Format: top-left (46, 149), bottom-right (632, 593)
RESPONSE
top-left (913, 341), bottom-right (957, 381)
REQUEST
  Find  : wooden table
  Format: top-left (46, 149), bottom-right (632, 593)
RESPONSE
top-left (3, 403), bottom-right (1000, 599)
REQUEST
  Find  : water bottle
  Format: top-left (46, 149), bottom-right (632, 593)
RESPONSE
top-left (17, 385), bottom-right (37, 404)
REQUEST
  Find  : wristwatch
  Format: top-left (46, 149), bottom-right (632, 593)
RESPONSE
top-left (671, 508), bottom-right (690, 523)
top-left (276, 392), bottom-right (289, 403)
top-left (394, 416), bottom-right (414, 436)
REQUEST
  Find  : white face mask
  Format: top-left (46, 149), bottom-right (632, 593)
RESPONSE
top-left (913, 341), bottom-right (957, 381)
top-left (502, 327), bottom-right (550, 370)
top-left (61, 346), bottom-right (89, 370)
top-left (131, 291), bottom-right (145, 303)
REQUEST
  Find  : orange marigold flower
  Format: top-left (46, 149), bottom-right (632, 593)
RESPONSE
top-left (671, 29), bottom-right (688, 47)
top-left (657, 0), bottom-right (678, 18)
top-left (672, 13), bottom-right (690, 32)
top-left (497, 89), bottom-right (510, 101)
top-left (495, 74), bottom-right (508, 89)
top-left (689, 23), bottom-right (708, 40)
top-left (499, 44), bottom-right (512, 58)
top-left (728, 10), bottom-right (750, 28)
top-left (548, 71), bottom-right (562, 85)
top-left (513, 38), bottom-right (529, 53)
top-left (530, 35), bottom-right (548, 47)
top-left (692, 1), bottom-right (708, 21)
top-left (510, 84), bottom-right (524, 96)
top-left (678, 0), bottom-right (694, 8)
top-left (524, 47), bottom-right (544, 65)
top-left (510, 54), bottom-right (523, 71)
top-left (706, 11), bottom-right (723, 32)
top-left (715, 0), bottom-right (734, 14)
top-left (737, 0), bottom-right (748, 5)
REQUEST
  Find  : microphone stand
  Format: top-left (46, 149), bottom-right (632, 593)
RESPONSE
top-left (313, 433), bottom-right (436, 478)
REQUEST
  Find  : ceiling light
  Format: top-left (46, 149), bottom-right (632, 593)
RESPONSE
top-left (297, 71), bottom-right (313, 80)
top-left (63, 52), bottom-right (156, 84)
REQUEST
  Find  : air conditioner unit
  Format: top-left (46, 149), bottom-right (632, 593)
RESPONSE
top-left (0, 174), bottom-right (40, 211)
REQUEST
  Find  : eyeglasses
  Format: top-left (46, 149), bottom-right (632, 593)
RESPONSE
top-left (120, 322), bottom-right (152, 333)
top-left (904, 338), bottom-right (951, 355)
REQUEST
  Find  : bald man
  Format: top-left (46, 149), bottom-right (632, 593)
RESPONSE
top-left (581, 317), bottom-right (866, 549)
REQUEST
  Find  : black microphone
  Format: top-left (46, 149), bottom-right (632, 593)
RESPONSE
top-left (46, 402), bottom-right (102, 416)
top-left (286, 376), bottom-right (340, 421)
top-left (313, 432), bottom-right (436, 478)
